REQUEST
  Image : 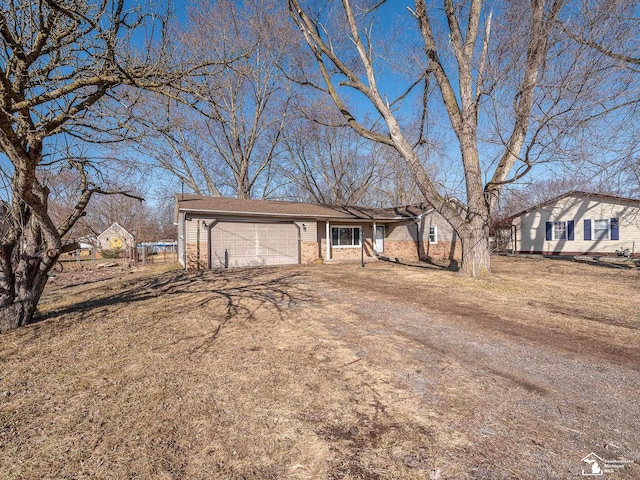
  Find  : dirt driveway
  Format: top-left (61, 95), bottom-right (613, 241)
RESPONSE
top-left (1, 257), bottom-right (638, 479)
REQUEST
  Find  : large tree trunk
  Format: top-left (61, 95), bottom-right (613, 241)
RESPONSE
top-left (459, 224), bottom-right (491, 277)
top-left (0, 263), bottom-right (50, 333)
top-left (0, 189), bottom-right (61, 333)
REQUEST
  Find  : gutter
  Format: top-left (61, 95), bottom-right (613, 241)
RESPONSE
top-left (182, 212), bottom-right (187, 271)
top-left (411, 208), bottom-right (435, 222)
top-left (178, 207), bottom-right (419, 222)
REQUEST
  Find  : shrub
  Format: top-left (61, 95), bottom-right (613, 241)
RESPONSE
top-left (101, 248), bottom-right (122, 259)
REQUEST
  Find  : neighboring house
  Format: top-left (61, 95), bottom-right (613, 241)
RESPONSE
top-left (509, 191), bottom-right (640, 257)
top-left (60, 239), bottom-right (95, 258)
top-left (174, 195), bottom-right (461, 269)
top-left (96, 223), bottom-right (135, 251)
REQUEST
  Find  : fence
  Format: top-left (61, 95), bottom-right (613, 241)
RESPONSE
top-left (58, 243), bottom-right (178, 269)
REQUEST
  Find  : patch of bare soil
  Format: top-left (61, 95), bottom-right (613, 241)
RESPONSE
top-left (1, 257), bottom-right (638, 479)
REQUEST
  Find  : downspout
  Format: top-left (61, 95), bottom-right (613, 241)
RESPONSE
top-left (182, 213), bottom-right (188, 271)
top-left (196, 221), bottom-right (200, 270)
top-left (413, 209), bottom-right (435, 223)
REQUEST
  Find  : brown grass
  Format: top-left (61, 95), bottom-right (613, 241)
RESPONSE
top-left (1, 257), bottom-right (639, 479)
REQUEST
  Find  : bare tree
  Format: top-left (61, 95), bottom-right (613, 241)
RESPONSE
top-left (371, 145), bottom-right (430, 207)
top-left (0, 0), bottom-right (210, 331)
top-left (284, 110), bottom-right (382, 205)
top-left (287, 0), bottom-right (626, 276)
top-left (141, 0), bottom-right (297, 199)
top-left (559, 0), bottom-right (640, 195)
top-left (560, 0), bottom-right (640, 67)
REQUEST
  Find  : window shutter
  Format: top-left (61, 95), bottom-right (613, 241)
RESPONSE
top-left (545, 222), bottom-right (552, 241)
top-left (567, 220), bottom-right (575, 241)
top-left (611, 218), bottom-right (619, 240)
top-left (584, 219), bottom-right (591, 241)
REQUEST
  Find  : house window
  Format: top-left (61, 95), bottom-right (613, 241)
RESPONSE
top-left (546, 220), bottom-right (574, 241)
top-left (553, 221), bottom-right (566, 240)
top-left (331, 226), bottom-right (361, 247)
top-left (429, 226), bottom-right (438, 244)
top-left (593, 219), bottom-right (610, 240)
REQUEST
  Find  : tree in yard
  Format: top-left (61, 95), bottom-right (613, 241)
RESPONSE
top-left (288, 0), bottom-right (631, 276)
top-left (47, 171), bottom-right (175, 243)
top-left (283, 109), bottom-right (382, 205)
top-left (283, 97), bottom-right (441, 207)
top-left (0, 0), bottom-right (208, 331)
top-left (559, 0), bottom-right (640, 196)
top-left (140, 0), bottom-right (297, 200)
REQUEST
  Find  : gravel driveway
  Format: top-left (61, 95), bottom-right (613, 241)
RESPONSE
top-left (308, 259), bottom-right (640, 478)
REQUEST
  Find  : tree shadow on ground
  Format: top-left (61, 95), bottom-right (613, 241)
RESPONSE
top-left (34, 267), bottom-right (317, 349)
top-left (377, 255), bottom-right (459, 272)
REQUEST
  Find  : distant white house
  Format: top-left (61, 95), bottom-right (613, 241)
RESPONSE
top-left (96, 223), bottom-right (135, 251)
top-left (509, 191), bottom-right (640, 257)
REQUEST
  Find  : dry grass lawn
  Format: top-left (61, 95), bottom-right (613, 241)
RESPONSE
top-left (1, 257), bottom-right (639, 479)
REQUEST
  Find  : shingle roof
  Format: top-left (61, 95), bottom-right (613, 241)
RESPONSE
top-left (174, 194), bottom-right (432, 221)
top-left (506, 190), bottom-right (640, 221)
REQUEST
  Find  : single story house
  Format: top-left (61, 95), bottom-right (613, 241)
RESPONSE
top-left (96, 222), bottom-right (135, 251)
top-left (509, 191), bottom-right (640, 257)
top-left (174, 195), bottom-right (461, 269)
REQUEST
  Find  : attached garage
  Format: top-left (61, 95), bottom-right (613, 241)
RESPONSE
top-left (209, 221), bottom-right (299, 268)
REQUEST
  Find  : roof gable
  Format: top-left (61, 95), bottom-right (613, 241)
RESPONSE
top-left (97, 222), bottom-right (134, 240)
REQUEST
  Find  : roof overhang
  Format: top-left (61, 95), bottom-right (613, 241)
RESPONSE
top-left (178, 207), bottom-right (424, 222)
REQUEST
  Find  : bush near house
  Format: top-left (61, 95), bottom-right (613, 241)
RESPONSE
top-left (100, 249), bottom-right (122, 259)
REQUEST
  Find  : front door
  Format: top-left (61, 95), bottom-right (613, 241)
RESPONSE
top-left (374, 225), bottom-right (385, 254)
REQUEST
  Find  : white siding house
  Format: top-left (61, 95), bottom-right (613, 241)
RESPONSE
top-left (511, 192), bottom-right (640, 257)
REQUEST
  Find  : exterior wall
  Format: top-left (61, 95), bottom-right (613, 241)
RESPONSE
top-left (318, 222), bottom-right (376, 260)
top-left (385, 212), bottom-right (461, 261)
top-left (295, 220), bottom-right (317, 242)
top-left (383, 240), bottom-right (420, 261)
top-left (301, 241), bottom-right (320, 264)
top-left (514, 194), bottom-right (640, 256)
top-left (186, 242), bottom-right (209, 269)
top-left (319, 215), bottom-right (461, 262)
top-left (422, 240), bottom-right (461, 261)
top-left (295, 221), bottom-right (320, 264)
top-left (184, 216), bottom-right (215, 268)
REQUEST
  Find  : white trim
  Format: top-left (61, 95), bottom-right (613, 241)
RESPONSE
top-left (429, 225), bottom-right (438, 244)
top-left (326, 220), bottom-right (331, 260)
top-left (552, 220), bottom-right (567, 241)
top-left (372, 221), bottom-right (376, 254)
top-left (331, 225), bottom-right (362, 248)
top-left (374, 224), bottom-right (385, 253)
top-left (593, 218), bottom-right (610, 241)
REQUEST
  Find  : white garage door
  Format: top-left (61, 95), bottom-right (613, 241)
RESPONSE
top-left (210, 221), bottom-right (299, 268)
